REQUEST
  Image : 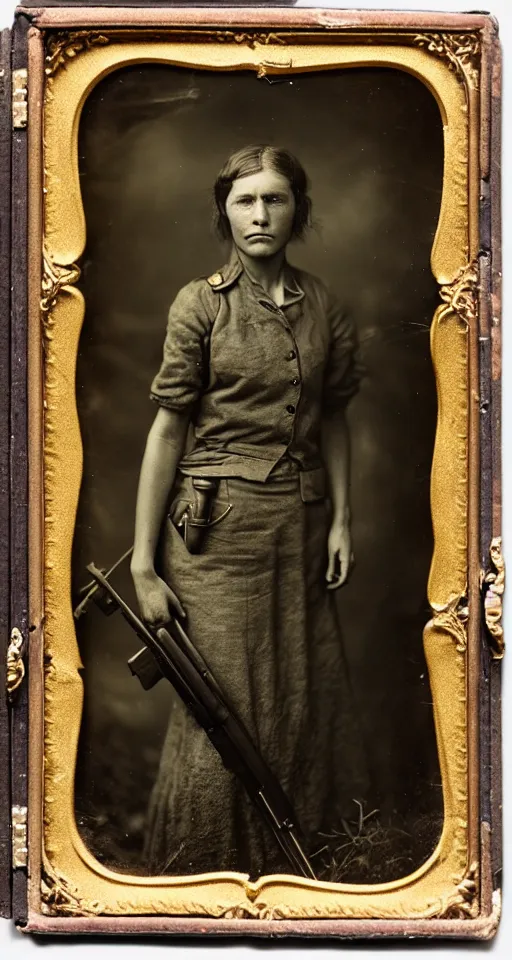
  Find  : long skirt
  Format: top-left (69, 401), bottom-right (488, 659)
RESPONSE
top-left (144, 470), bottom-right (368, 878)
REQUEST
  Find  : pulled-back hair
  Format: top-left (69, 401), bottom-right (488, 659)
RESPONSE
top-left (214, 145), bottom-right (312, 241)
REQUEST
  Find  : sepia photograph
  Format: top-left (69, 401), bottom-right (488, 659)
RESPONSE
top-left (70, 63), bottom-right (444, 884)
top-left (0, 1), bottom-right (496, 934)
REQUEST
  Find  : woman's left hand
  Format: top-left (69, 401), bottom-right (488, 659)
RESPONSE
top-left (326, 519), bottom-right (353, 589)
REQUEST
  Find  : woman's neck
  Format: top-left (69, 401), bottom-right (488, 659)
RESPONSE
top-left (237, 249), bottom-right (286, 303)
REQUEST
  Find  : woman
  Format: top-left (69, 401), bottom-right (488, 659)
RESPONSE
top-left (131, 145), bottom-right (367, 878)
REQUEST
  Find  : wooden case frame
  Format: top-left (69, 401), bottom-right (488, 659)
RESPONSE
top-left (1, 3), bottom-right (502, 941)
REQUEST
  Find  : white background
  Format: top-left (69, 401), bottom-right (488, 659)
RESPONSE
top-left (0, 0), bottom-right (509, 955)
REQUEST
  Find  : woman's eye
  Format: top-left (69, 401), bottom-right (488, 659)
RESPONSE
top-left (237, 198), bottom-right (253, 206)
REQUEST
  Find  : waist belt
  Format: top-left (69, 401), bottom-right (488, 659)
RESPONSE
top-left (269, 460), bottom-right (326, 502)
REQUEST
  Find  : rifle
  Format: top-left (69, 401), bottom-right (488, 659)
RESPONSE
top-left (74, 558), bottom-right (316, 880)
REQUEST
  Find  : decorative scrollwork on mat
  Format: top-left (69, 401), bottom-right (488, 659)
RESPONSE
top-left (41, 861), bottom-right (104, 916)
top-left (45, 31), bottom-right (111, 78)
top-left (438, 260), bottom-right (478, 326)
top-left (432, 596), bottom-right (469, 654)
top-left (435, 862), bottom-right (479, 919)
top-left (41, 251), bottom-right (81, 321)
top-left (209, 30), bottom-right (288, 48)
top-left (414, 32), bottom-right (480, 85)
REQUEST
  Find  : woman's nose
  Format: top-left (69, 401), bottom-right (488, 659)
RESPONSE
top-left (252, 200), bottom-right (269, 225)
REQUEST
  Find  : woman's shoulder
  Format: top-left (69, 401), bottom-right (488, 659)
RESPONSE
top-left (291, 266), bottom-right (353, 335)
top-left (290, 265), bottom-right (336, 305)
top-left (169, 274), bottom-right (220, 316)
top-left (172, 273), bottom-right (218, 300)
top-left (163, 275), bottom-right (223, 339)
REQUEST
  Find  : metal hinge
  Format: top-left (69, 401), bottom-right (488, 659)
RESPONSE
top-left (6, 627), bottom-right (25, 701)
top-left (12, 806), bottom-right (28, 869)
top-left (12, 67), bottom-right (28, 130)
top-left (482, 536), bottom-right (505, 660)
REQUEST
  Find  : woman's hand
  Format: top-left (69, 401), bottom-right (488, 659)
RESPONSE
top-left (326, 518), bottom-right (353, 590)
top-left (130, 407), bottom-right (190, 625)
top-left (131, 564), bottom-right (186, 624)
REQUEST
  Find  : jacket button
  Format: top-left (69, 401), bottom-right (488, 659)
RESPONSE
top-left (290, 377), bottom-right (300, 386)
top-left (286, 350), bottom-right (296, 360)
top-left (286, 404), bottom-right (296, 414)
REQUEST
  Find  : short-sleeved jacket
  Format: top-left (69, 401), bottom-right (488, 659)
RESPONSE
top-left (151, 247), bottom-right (362, 486)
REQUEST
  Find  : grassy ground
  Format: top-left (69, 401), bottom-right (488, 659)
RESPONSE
top-left (310, 801), bottom-right (443, 884)
top-left (76, 793), bottom-right (442, 884)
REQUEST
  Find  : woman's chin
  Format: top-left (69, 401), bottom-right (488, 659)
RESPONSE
top-left (241, 242), bottom-right (282, 259)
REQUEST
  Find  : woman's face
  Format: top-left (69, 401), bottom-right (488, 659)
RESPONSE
top-left (225, 167), bottom-right (296, 259)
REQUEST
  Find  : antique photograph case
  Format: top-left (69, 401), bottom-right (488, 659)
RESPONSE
top-left (0, 2), bottom-right (503, 942)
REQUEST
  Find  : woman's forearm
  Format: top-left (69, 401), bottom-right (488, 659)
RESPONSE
top-left (321, 413), bottom-right (350, 525)
top-left (131, 406), bottom-right (190, 573)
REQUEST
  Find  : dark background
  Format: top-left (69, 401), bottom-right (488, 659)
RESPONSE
top-left (73, 64), bottom-right (444, 882)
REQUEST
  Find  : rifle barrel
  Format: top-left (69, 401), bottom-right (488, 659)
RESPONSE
top-left (85, 562), bottom-right (316, 880)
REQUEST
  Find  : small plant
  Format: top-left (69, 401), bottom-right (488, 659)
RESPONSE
top-left (311, 800), bottom-right (442, 884)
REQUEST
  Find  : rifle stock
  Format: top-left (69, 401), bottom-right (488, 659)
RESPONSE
top-left (82, 562), bottom-right (316, 880)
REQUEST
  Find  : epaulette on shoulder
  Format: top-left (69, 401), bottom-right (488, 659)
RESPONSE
top-left (206, 271), bottom-right (224, 288)
top-left (203, 262), bottom-right (241, 292)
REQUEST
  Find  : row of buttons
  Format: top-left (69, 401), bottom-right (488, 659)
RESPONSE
top-left (286, 349), bottom-right (299, 416)
top-left (257, 300), bottom-right (299, 438)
